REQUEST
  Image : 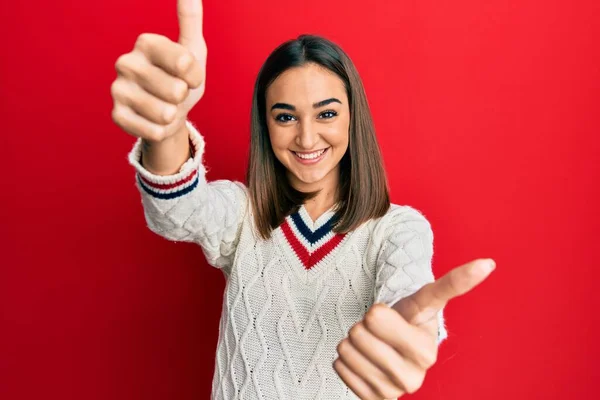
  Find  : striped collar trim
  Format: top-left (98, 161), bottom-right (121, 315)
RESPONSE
top-left (281, 207), bottom-right (346, 270)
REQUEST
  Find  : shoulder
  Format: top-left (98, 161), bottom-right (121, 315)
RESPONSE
top-left (372, 204), bottom-right (433, 237)
top-left (365, 204), bottom-right (434, 258)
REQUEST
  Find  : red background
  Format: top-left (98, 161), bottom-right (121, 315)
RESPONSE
top-left (1, 0), bottom-right (599, 398)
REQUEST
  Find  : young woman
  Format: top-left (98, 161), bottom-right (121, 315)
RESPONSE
top-left (111, 1), bottom-right (495, 399)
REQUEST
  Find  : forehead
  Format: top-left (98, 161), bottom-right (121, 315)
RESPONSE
top-left (266, 63), bottom-right (347, 106)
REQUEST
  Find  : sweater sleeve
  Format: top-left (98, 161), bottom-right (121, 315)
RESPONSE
top-left (127, 120), bottom-right (248, 270)
top-left (373, 206), bottom-right (448, 344)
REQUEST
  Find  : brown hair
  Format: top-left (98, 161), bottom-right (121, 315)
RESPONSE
top-left (247, 35), bottom-right (390, 239)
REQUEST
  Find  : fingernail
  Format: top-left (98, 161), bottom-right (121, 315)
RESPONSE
top-left (482, 258), bottom-right (496, 272)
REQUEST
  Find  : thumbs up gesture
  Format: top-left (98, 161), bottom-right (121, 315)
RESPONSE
top-left (111, 0), bottom-right (206, 143)
top-left (334, 259), bottom-right (496, 399)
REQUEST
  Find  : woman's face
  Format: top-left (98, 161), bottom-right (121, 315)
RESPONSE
top-left (266, 63), bottom-right (350, 194)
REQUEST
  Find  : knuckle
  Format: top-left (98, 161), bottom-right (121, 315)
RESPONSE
top-left (114, 53), bottom-right (130, 74)
top-left (172, 80), bottom-right (189, 103)
top-left (378, 387), bottom-right (402, 400)
top-left (135, 33), bottom-right (154, 51)
top-left (405, 374), bottom-right (425, 394)
top-left (405, 385), bottom-right (418, 395)
top-left (388, 370), bottom-right (405, 392)
top-left (363, 314), bottom-right (377, 331)
top-left (336, 340), bottom-right (349, 358)
top-left (348, 322), bottom-right (365, 342)
top-left (422, 349), bottom-right (437, 368)
top-left (111, 106), bottom-right (125, 125)
top-left (417, 340), bottom-right (438, 367)
top-left (332, 359), bottom-right (339, 373)
top-left (151, 125), bottom-right (167, 141)
top-left (110, 80), bottom-right (119, 99)
top-left (332, 358), bottom-right (342, 371)
top-left (176, 51), bottom-right (194, 74)
top-left (162, 105), bottom-right (178, 123)
top-left (364, 304), bottom-right (386, 328)
top-left (110, 79), bottom-right (125, 100)
top-left (115, 53), bottom-right (143, 78)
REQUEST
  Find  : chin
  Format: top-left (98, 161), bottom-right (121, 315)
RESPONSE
top-left (290, 169), bottom-right (333, 190)
top-left (277, 152), bottom-right (340, 191)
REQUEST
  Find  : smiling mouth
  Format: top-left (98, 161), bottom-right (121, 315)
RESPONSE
top-left (292, 148), bottom-right (329, 160)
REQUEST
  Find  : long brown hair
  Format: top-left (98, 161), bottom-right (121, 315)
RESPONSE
top-left (247, 35), bottom-right (390, 239)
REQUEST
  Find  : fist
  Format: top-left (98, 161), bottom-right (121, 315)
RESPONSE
top-left (335, 304), bottom-right (438, 399)
top-left (334, 258), bottom-right (496, 399)
top-left (111, 0), bottom-right (207, 142)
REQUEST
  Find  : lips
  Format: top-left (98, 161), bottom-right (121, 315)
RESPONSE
top-left (293, 148), bottom-right (327, 160)
top-left (291, 147), bottom-right (330, 164)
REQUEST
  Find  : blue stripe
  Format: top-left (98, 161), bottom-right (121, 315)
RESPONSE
top-left (137, 175), bottom-right (199, 200)
top-left (290, 212), bottom-right (336, 245)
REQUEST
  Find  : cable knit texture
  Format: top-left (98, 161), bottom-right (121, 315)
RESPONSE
top-left (128, 121), bottom-right (447, 400)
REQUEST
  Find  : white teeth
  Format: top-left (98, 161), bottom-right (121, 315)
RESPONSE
top-left (295, 149), bottom-right (326, 160)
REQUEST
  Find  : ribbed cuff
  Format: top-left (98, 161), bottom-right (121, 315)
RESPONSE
top-left (128, 120), bottom-right (205, 200)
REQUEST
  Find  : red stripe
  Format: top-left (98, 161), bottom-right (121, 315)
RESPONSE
top-left (140, 169), bottom-right (198, 190)
top-left (281, 219), bottom-right (346, 270)
top-left (281, 220), bottom-right (310, 268)
top-left (308, 233), bottom-right (346, 267)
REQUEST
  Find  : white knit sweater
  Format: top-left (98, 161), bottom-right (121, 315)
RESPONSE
top-left (128, 121), bottom-right (447, 400)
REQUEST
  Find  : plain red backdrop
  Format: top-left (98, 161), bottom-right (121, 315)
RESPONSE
top-left (1, 0), bottom-right (599, 398)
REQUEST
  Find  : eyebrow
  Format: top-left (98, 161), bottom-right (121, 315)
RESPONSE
top-left (270, 97), bottom-right (342, 111)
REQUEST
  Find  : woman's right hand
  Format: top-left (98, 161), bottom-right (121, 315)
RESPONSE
top-left (111, 0), bottom-right (207, 144)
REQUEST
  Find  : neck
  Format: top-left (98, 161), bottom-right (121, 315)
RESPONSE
top-left (301, 174), bottom-right (340, 222)
top-left (288, 165), bottom-right (341, 222)
top-left (303, 191), bottom-right (337, 222)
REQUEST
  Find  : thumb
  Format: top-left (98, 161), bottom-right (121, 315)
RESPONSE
top-left (391, 258), bottom-right (496, 325)
top-left (177, 0), bottom-right (205, 56)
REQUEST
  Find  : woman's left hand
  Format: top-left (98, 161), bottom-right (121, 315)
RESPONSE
top-left (333, 258), bottom-right (496, 399)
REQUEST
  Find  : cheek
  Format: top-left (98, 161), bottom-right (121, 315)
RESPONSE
top-left (326, 120), bottom-right (350, 149)
top-left (266, 122), bottom-right (282, 148)
top-left (267, 125), bottom-right (294, 161)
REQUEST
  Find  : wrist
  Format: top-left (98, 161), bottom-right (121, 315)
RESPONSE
top-left (140, 122), bottom-right (191, 175)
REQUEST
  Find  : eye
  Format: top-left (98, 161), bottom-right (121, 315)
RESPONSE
top-left (275, 113), bottom-right (296, 123)
top-left (318, 110), bottom-right (338, 119)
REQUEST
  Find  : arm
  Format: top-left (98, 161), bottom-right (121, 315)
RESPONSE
top-left (335, 258), bottom-right (495, 399)
top-left (334, 207), bottom-right (495, 397)
top-left (128, 120), bottom-right (248, 270)
top-left (110, 1), bottom-right (241, 268)
top-left (373, 206), bottom-right (447, 344)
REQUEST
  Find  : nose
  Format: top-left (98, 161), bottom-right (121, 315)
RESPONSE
top-left (296, 120), bottom-right (319, 150)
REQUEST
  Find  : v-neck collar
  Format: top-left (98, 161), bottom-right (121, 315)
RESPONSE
top-left (274, 204), bottom-right (350, 281)
top-left (292, 205), bottom-right (338, 245)
top-left (297, 204), bottom-right (337, 231)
